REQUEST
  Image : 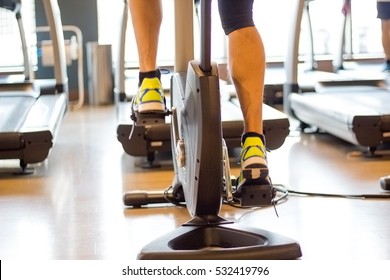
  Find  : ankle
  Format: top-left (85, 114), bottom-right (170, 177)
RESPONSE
top-left (139, 69), bottom-right (161, 86)
top-left (242, 132), bottom-right (265, 146)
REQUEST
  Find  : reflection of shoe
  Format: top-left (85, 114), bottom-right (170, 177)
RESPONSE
top-left (238, 134), bottom-right (269, 184)
top-left (132, 77), bottom-right (165, 113)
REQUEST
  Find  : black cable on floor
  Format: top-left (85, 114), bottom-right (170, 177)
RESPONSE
top-left (273, 183), bottom-right (390, 200)
top-left (224, 183), bottom-right (390, 212)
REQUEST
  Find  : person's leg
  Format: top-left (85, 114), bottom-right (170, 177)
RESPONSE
top-left (218, 0), bottom-right (268, 182)
top-left (228, 27), bottom-right (265, 135)
top-left (381, 20), bottom-right (390, 69)
top-left (129, 0), bottom-right (162, 74)
top-left (129, 0), bottom-right (165, 113)
top-left (378, 2), bottom-right (390, 71)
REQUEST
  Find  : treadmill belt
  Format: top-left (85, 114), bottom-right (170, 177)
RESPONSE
top-left (290, 87), bottom-right (390, 148)
top-left (0, 96), bottom-right (35, 132)
top-left (292, 87), bottom-right (389, 122)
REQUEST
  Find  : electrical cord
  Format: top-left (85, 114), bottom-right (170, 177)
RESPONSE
top-left (160, 182), bottom-right (390, 212)
top-left (224, 183), bottom-right (390, 212)
top-left (231, 183), bottom-right (390, 223)
top-left (277, 183), bottom-right (390, 199)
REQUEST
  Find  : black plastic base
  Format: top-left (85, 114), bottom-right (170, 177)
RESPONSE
top-left (131, 111), bottom-right (168, 125)
top-left (234, 183), bottom-right (275, 207)
top-left (138, 223), bottom-right (302, 260)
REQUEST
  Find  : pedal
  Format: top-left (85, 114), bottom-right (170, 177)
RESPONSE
top-left (233, 180), bottom-right (275, 207)
top-left (131, 110), bottom-right (169, 125)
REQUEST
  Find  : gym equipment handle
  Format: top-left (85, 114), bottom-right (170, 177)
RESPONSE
top-left (123, 190), bottom-right (178, 207)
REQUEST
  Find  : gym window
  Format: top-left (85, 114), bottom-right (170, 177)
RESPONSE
top-left (97, 0), bottom-right (383, 67)
top-left (0, 1), bottom-right (383, 70)
top-left (0, 0), bottom-right (36, 70)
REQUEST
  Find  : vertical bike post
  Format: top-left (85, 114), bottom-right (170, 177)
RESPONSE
top-left (199, 0), bottom-right (212, 72)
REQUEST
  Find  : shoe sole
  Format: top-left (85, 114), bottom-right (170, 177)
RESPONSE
top-left (241, 165), bottom-right (269, 181)
top-left (241, 155), bottom-right (268, 180)
top-left (136, 102), bottom-right (165, 113)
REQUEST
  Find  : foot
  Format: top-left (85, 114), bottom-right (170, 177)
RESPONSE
top-left (132, 77), bottom-right (166, 113)
top-left (238, 134), bottom-right (269, 185)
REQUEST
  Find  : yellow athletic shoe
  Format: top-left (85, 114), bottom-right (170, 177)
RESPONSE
top-left (239, 135), bottom-right (269, 183)
top-left (132, 77), bottom-right (165, 113)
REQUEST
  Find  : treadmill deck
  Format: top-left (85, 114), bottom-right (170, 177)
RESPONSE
top-left (0, 92), bottom-right (67, 166)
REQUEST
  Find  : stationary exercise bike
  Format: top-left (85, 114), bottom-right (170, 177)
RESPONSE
top-left (125, 0), bottom-right (302, 260)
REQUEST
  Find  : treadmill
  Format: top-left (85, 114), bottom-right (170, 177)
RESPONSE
top-left (116, 0), bottom-right (290, 166)
top-left (0, 0), bottom-right (68, 171)
top-left (284, 0), bottom-right (390, 152)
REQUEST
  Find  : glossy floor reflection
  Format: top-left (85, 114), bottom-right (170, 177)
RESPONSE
top-left (0, 105), bottom-right (389, 259)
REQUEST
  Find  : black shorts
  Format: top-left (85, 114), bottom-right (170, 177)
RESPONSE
top-left (377, 2), bottom-right (390, 20)
top-left (218, 0), bottom-right (255, 35)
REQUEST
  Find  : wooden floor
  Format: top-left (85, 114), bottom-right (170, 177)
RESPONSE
top-left (1, 105), bottom-right (390, 260)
